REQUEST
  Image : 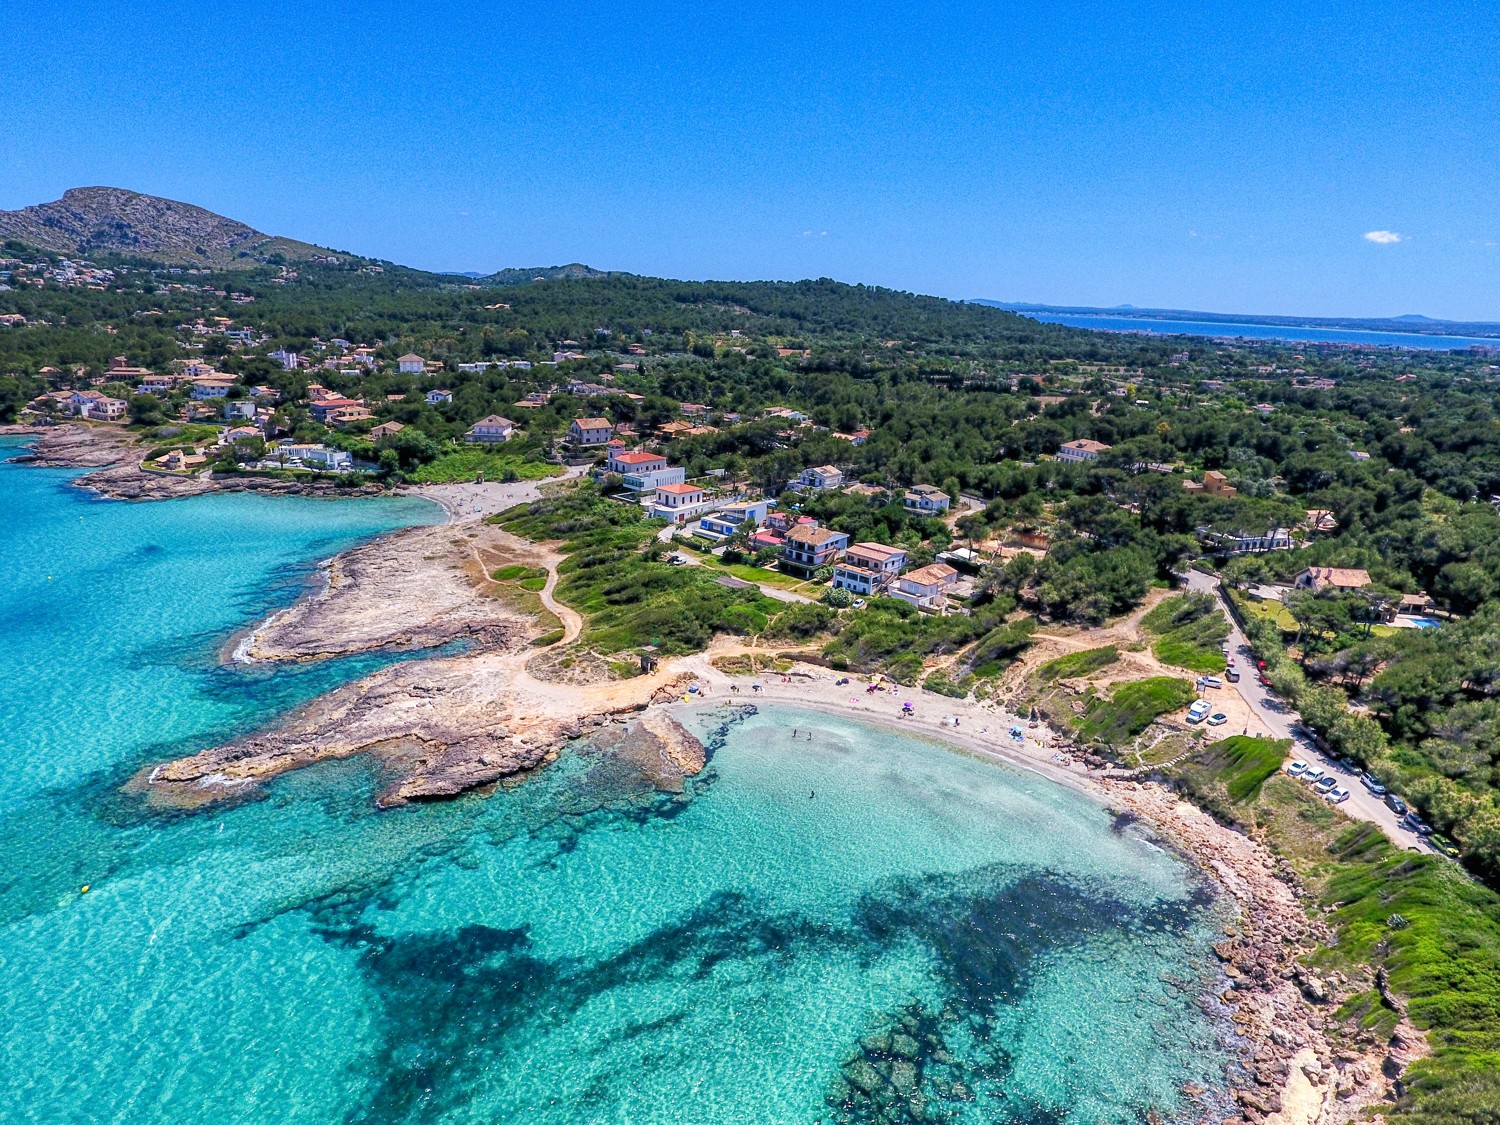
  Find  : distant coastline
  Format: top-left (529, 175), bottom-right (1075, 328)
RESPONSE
top-left (972, 300), bottom-right (1500, 348)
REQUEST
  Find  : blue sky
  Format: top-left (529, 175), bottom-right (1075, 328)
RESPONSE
top-left (3, 0), bottom-right (1498, 318)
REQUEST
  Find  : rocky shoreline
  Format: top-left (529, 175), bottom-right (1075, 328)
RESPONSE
top-left (56, 450), bottom-right (1414, 1124)
top-left (1, 422), bottom-right (385, 501)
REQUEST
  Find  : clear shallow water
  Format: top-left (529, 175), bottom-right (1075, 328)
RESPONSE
top-left (1028, 312), bottom-right (1495, 350)
top-left (0, 441), bottom-right (1239, 1124)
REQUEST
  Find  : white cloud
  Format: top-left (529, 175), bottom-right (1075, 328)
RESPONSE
top-left (1363, 230), bottom-right (1405, 244)
top-left (800, 230), bottom-right (828, 239)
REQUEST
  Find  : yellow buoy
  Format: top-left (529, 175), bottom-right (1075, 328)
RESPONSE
top-left (80, 885), bottom-right (90, 894)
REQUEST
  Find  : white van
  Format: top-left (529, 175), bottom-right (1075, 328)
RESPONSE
top-left (1186, 700), bottom-right (1211, 723)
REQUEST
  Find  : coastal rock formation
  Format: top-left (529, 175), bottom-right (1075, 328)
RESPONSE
top-left (131, 653), bottom-right (706, 810)
top-left (588, 710), bottom-right (707, 793)
top-left (131, 652), bottom-right (561, 809)
top-left (238, 522), bottom-right (547, 661)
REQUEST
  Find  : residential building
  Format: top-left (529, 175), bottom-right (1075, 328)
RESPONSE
top-left (399, 353), bottom-right (426, 374)
top-left (464, 415), bottom-right (515, 444)
top-left (154, 448), bottom-right (207, 471)
top-left (1057, 439), bottom-right (1111, 463)
top-left (892, 563), bottom-right (960, 611)
top-left (326, 405), bottom-right (372, 428)
top-left (780, 524), bottom-right (850, 577)
top-left (223, 400), bottom-right (256, 420)
top-left (903, 485), bottom-right (951, 514)
top-left (105, 355), bottom-right (153, 381)
top-left (1197, 526), bottom-right (1295, 555)
top-left (1294, 567), bottom-right (1372, 593)
top-left (607, 449), bottom-right (668, 475)
top-left (190, 377), bottom-right (236, 399)
top-left (1184, 470), bottom-right (1237, 498)
top-left (650, 482), bottom-right (707, 523)
top-left (277, 443), bottom-right (354, 471)
top-left (623, 466), bottom-right (686, 494)
top-left (567, 417), bottom-right (614, 446)
top-left (797, 465), bottom-right (845, 491)
top-left (425, 389), bottom-right (453, 405)
top-left (67, 390), bottom-right (127, 420)
top-left (832, 542), bottom-right (908, 595)
top-left (309, 396), bottom-right (364, 423)
top-left (370, 421), bottom-right (405, 440)
top-left (1303, 509), bottom-right (1338, 534)
top-left (695, 499), bottom-right (771, 541)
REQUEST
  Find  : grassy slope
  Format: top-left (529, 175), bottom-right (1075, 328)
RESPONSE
top-left (1171, 749), bottom-right (1500, 1124)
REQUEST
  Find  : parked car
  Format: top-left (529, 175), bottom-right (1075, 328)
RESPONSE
top-left (668, 555), bottom-right (688, 566)
top-left (1338, 757), bottom-right (1359, 772)
top-left (1313, 776), bottom-right (1338, 793)
top-left (1302, 765), bottom-right (1326, 782)
top-left (1360, 773), bottom-right (1387, 796)
top-left (1286, 759), bottom-right (1309, 777)
top-left (1403, 812), bottom-right (1434, 836)
top-left (1325, 787), bottom-right (1350, 804)
top-left (1198, 675), bottom-right (1223, 689)
top-left (1385, 793), bottom-right (1408, 815)
top-left (1186, 701), bottom-right (1211, 724)
top-left (1430, 835), bottom-right (1460, 858)
top-left (1207, 713), bottom-right (1228, 726)
top-left (1226, 667), bottom-right (1240, 682)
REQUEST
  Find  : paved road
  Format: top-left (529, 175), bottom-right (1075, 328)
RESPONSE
top-left (1181, 569), bottom-right (1422, 851)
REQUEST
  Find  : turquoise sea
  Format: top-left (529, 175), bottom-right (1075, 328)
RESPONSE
top-left (1027, 311), bottom-right (1495, 350)
top-left (0, 437), bottom-right (1240, 1124)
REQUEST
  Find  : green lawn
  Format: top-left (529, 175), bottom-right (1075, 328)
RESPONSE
top-left (1233, 590), bottom-right (1298, 633)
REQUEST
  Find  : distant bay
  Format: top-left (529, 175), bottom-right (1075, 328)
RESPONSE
top-left (1024, 312), bottom-right (1496, 350)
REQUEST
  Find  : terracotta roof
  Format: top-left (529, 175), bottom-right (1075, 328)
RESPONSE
top-left (903, 563), bottom-right (958, 586)
top-left (572, 417), bottom-right (611, 429)
top-left (612, 451), bottom-right (664, 466)
top-left (1302, 566), bottom-right (1371, 589)
top-left (848, 542), bottom-right (905, 562)
top-left (785, 525), bottom-right (845, 547)
top-left (1061, 439), bottom-right (1111, 453)
top-left (656, 482), bottom-right (702, 496)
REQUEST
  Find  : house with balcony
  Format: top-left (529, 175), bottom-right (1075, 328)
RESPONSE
top-left (780, 524), bottom-right (850, 577)
top-left (399, 353), bottom-right (426, 374)
top-left (795, 464), bottom-right (845, 491)
top-left (607, 449), bottom-right (668, 475)
top-left (831, 542), bottom-right (908, 596)
top-left (695, 499), bottom-right (771, 542)
top-left (892, 563), bottom-right (959, 611)
top-left (464, 415), bottom-right (515, 443)
top-left (567, 417), bottom-right (614, 447)
top-left (903, 485), bottom-right (951, 514)
top-left (190, 377), bottom-right (236, 399)
top-left (650, 482), bottom-right (709, 524)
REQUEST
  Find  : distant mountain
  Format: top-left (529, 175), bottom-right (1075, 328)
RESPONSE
top-left (481, 263), bottom-right (613, 285)
top-left (0, 187), bottom-right (337, 268)
top-left (970, 300), bottom-right (1500, 337)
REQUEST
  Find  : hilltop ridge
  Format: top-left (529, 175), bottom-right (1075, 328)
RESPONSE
top-left (0, 187), bottom-right (331, 269)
